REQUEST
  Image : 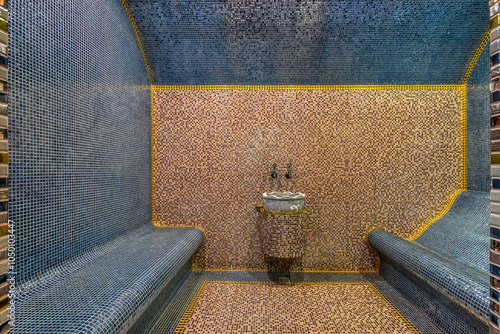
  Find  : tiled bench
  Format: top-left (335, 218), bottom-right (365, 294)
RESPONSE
top-left (12, 224), bottom-right (204, 333)
top-left (368, 191), bottom-right (490, 334)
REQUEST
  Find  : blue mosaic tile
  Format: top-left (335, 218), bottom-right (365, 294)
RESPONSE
top-left (9, 0), bottom-right (151, 284)
top-left (123, 0), bottom-right (488, 85)
top-left (467, 46), bottom-right (491, 192)
top-left (368, 191), bottom-right (490, 330)
top-left (379, 260), bottom-right (488, 334)
top-left (415, 191), bottom-right (490, 274)
top-left (12, 225), bottom-right (203, 333)
top-left (370, 228), bottom-right (489, 321)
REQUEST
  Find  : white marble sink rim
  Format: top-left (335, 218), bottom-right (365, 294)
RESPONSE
top-left (262, 191), bottom-right (305, 200)
top-left (262, 191), bottom-right (305, 213)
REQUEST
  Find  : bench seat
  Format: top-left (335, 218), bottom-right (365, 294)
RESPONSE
top-left (368, 191), bottom-right (490, 334)
top-left (13, 224), bottom-right (203, 333)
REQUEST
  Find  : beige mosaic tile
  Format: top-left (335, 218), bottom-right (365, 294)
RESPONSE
top-left (153, 89), bottom-right (463, 271)
top-left (177, 281), bottom-right (418, 334)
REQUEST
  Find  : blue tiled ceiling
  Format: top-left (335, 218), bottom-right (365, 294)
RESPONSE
top-left (124, 0), bottom-right (489, 85)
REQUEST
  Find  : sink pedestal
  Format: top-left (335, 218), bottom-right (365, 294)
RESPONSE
top-left (260, 210), bottom-right (306, 258)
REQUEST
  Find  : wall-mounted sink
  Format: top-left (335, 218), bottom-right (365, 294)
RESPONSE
top-left (262, 192), bottom-right (305, 214)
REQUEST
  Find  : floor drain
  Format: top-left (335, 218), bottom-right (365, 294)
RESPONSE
top-left (278, 277), bottom-right (290, 283)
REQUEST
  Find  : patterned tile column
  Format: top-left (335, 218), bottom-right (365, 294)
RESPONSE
top-left (259, 211), bottom-right (306, 259)
top-left (491, 1), bottom-right (500, 333)
top-left (0, 1), bottom-right (7, 333)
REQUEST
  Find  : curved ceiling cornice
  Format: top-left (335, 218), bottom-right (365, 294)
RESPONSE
top-left (124, 0), bottom-right (489, 85)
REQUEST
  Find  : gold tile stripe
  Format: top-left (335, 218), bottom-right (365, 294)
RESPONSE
top-left (151, 89), bottom-right (156, 227)
top-left (462, 32), bottom-right (490, 84)
top-left (259, 209), bottom-right (307, 216)
top-left (173, 281), bottom-right (209, 334)
top-left (461, 84), bottom-right (467, 190)
top-left (369, 282), bottom-right (421, 334)
top-left (152, 84), bottom-right (460, 91)
top-left (192, 267), bottom-right (378, 273)
top-left (406, 189), bottom-right (463, 241)
top-left (120, 0), bottom-right (153, 85)
top-left (492, 153), bottom-right (500, 164)
top-left (173, 281), bottom-right (420, 334)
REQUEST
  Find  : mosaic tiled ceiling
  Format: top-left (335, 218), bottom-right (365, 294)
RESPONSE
top-left (124, 0), bottom-right (488, 85)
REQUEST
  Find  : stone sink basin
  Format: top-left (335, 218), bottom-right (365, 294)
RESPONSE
top-left (262, 191), bottom-right (305, 214)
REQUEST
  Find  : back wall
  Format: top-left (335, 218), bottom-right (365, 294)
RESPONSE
top-left (153, 87), bottom-right (463, 271)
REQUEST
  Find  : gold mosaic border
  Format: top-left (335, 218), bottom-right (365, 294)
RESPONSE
top-left (462, 32), bottom-right (490, 84)
top-left (193, 267), bottom-right (378, 274)
top-left (152, 84), bottom-right (460, 91)
top-left (120, 0), bottom-right (153, 84)
top-left (461, 85), bottom-right (468, 190)
top-left (406, 188), bottom-right (463, 241)
top-left (173, 280), bottom-right (421, 334)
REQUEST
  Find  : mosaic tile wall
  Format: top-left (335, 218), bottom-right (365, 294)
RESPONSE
top-left (467, 45), bottom-right (490, 191)
top-left (153, 89), bottom-right (463, 271)
top-left (9, 0), bottom-right (151, 284)
top-left (123, 0), bottom-right (488, 85)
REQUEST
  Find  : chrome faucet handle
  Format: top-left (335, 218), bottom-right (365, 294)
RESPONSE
top-left (285, 163), bottom-right (292, 179)
top-left (271, 163), bottom-right (278, 179)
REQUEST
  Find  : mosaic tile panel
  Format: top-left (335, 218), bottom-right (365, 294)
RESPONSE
top-left (176, 281), bottom-right (418, 334)
top-left (153, 89), bottom-right (463, 271)
top-left (9, 0), bottom-right (151, 284)
top-left (123, 0), bottom-right (488, 85)
top-left (259, 213), bottom-right (305, 258)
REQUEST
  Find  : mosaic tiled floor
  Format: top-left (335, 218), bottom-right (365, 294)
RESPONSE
top-left (146, 272), bottom-right (443, 334)
top-left (176, 281), bottom-right (418, 334)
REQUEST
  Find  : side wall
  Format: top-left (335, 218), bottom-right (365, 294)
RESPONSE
top-left (9, 0), bottom-right (151, 284)
top-left (467, 46), bottom-right (490, 191)
top-left (153, 88), bottom-right (463, 271)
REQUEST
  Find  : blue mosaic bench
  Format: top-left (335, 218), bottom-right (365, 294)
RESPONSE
top-left (368, 191), bottom-right (490, 334)
top-left (13, 224), bottom-right (204, 333)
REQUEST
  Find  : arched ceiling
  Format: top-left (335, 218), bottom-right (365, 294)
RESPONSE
top-left (124, 0), bottom-right (489, 85)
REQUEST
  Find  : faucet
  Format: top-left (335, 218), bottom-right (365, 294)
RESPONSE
top-left (271, 163), bottom-right (278, 179)
top-left (285, 163), bottom-right (292, 179)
